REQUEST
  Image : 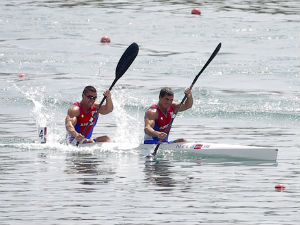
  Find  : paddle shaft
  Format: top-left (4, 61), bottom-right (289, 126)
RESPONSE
top-left (152, 43), bottom-right (222, 156)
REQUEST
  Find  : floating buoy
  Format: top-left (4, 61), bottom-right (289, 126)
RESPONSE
top-left (191, 8), bottom-right (201, 15)
top-left (275, 184), bottom-right (285, 192)
top-left (18, 73), bottom-right (26, 78)
top-left (100, 36), bottom-right (111, 43)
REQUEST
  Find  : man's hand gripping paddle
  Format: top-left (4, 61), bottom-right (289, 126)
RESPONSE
top-left (150, 43), bottom-right (222, 157)
top-left (76, 42), bottom-right (139, 146)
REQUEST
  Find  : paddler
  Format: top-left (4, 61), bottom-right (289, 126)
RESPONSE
top-left (144, 87), bottom-right (193, 144)
top-left (65, 85), bottom-right (113, 145)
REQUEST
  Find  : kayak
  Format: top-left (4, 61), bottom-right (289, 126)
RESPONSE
top-left (142, 142), bottom-right (278, 161)
top-left (78, 142), bottom-right (278, 162)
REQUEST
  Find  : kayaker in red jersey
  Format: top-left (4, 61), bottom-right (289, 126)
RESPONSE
top-left (144, 87), bottom-right (193, 144)
top-left (65, 85), bottom-right (113, 145)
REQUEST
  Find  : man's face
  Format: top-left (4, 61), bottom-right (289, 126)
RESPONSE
top-left (159, 94), bottom-right (173, 109)
top-left (83, 91), bottom-right (97, 108)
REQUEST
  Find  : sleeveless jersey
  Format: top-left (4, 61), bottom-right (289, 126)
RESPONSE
top-left (144, 104), bottom-right (174, 144)
top-left (73, 102), bottom-right (98, 139)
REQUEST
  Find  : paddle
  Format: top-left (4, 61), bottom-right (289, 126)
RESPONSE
top-left (151, 42), bottom-right (222, 156)
top-left (76, 42), bottom-right (139, 146)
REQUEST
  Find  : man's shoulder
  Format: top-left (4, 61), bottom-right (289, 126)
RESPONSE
top-left (145, 106), bottom-right (158, 119)
top-left (70, 103), bottom-right (80, 110)
top-left (149, 104), bottom-right (158, 108)
top-left (68, 103), bottom-right (80, 116)
top-left (171, 102), bottom-right (179, 111)
top-left (147, 104), bottom-right (158, 112)
top-left (146, 107), bottom-right (157, 113)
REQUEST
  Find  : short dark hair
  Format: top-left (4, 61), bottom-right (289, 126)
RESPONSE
top-left (83, 86), bottom-right (97, 94)
top-left (159, 87), bottom-right (174, 98)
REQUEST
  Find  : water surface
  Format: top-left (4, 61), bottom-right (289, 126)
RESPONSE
top-left (0, 0), bottom-right (299, 224)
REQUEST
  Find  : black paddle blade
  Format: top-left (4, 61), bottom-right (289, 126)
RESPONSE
top-left (115, 42), bottom-right (139, 79)
top-left (191, 42), bottom-right (222, 88)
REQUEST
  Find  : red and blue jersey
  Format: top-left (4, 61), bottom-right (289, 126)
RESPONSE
top-left (144, 104), bottom-right (174, 144)
top-left (74, 102), bottom-right (98, 139)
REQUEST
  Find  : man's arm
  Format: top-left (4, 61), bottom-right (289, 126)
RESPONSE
top-left (173, 88), bottom-right (193, 112)
top-left (144, 109), bottom-right (167, 140)
top-left (98, 90), bottom-right (113, 115)
top-left (65, 105), bottom-right (85, 142)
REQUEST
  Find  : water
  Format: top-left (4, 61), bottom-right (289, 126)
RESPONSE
top-left (0, 0), bottom-right (299, 224)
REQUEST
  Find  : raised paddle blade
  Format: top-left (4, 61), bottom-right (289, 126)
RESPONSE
top-left (190, 42), bottom-right (222, 89)
top-left (115, 42), bottom-right (139, 80)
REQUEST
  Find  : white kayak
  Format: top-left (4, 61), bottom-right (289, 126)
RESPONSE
top-left (78, 142), bottom-right (278, 162)
top-left (143, 142), bottom-right (278, 161)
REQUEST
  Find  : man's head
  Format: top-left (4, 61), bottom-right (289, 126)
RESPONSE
top-left (158, 87), bottom-right (174, 110)
top-left (82, 86), bottom-right (97, 107)
top-left (159, 87), bottom-right (174, 98)
top-left (83, 86), bottom-right (97, 95)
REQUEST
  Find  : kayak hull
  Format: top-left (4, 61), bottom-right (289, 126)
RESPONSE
top-left (145, 142), bottom-right (278, 161)
top-left (78, 142), bottom-right (278, 162)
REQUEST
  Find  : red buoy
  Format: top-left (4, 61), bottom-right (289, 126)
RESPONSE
top-left (100, 36), bottom-right (111, 43)
top-left (191, 8), bottom-right (201, 15)
top-left (275, 184), bottom-right (285, 192)
top-left (18, 73), bottom-right (26, 78)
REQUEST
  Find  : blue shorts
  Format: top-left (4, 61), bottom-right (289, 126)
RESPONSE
top-left (144, 140), bottom-right (174, 144)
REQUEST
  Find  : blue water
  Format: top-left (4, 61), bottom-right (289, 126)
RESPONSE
top-left (0, 1), bottom-right (299, 224)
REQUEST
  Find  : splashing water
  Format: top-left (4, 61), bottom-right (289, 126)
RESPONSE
top-left (13, 83), bottom-right (64, 144)
top-left (112, 88), bottom-right (144, 145)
